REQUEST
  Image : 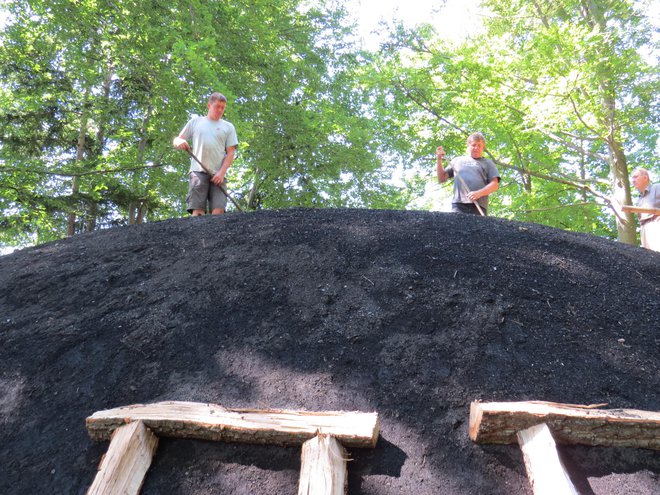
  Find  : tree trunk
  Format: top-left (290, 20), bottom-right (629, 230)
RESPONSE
top-left (248, 168), bottom-right (263, 209)
top-left (85, 201), bottom-right (98, 232)
top-left (583, 2), bottom-right (637, 245)
top-left (68, 90), bottom-right (91, 237)
top-left (608, 135), bottom-right (636, 244)
top-left (67, 177), bottom-right (79, 237)
top-left (128, 201), bottom-right (148, 225)
top-left (137, 202), bottom-right (148, 224)
top-left (126, 104), bottom-right (154, 225)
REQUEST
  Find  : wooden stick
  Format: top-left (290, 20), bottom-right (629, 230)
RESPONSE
top-left (469, 401), bottom-right (660, 450)
top-left (298, 434), bottom-right (348, 495)
top-left (87, 420), bottom-right (158, 495)
top-left (622, 205), bottom-right (660, 215)
top-left (517, 423), bottom-right (578, 495)
top-left (87, 401), bottom-right (379, 448)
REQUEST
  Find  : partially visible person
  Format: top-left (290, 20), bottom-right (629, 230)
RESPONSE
top-left (631, 167), bottom-right (660, 252)
top-left (173, 92), bottom-right (238, 215)
top-left (436, 132), bottom-right (500, 215)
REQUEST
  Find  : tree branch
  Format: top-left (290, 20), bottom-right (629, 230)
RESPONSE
top-left (0, 161), bottom-right (167, 178)
top-left (490, 156), bottom-right (628, 225)
top-left (567, 93), bottom-right (603, 138)
top-left (517, 201), bottom-right (604, 213)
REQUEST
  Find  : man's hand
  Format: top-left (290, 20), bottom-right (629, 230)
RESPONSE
top-left (467, 178), bottom-right (499, 202)
top-left (436, 146), bottom-right (445, 159)
top-left (173, 137), bottom-right (190, 151)
top-left (466, 190), bottom-right (481, 202)
top-left (211, 171), bottom-right (225, 186)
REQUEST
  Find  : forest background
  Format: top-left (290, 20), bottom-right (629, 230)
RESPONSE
top-left (0, 0), bottom-right (658, 251)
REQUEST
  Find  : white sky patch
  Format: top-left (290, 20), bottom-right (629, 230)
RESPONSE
top-left (347, 0), bottom-right (483, 49)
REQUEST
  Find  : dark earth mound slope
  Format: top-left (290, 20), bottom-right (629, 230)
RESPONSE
top-left (1, 208), bottom-right (659, 494)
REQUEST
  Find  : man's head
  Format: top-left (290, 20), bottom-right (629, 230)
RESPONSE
top-left (207, 92), bottom-right (228, 121)
top-left (631, 167), bottom-right (650, 193)
top-left (467, 132), bottom-right (486, 159)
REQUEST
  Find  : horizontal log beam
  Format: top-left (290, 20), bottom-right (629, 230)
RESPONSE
top-left (87, 401), bottom-right (379, 448)
top-left (469, 401), bottom-right (660, 450)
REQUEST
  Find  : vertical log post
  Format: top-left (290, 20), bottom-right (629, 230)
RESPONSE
top-left (87, 420), bottom-right (158, 495)
top-left (517, 423), bottom-right (578, 495)
top-left (298, 434), bottom-right (348, 495)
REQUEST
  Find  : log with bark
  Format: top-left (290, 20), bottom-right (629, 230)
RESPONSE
top-left (469, 400), bottom-right (660, 450)
top-left (87, 401), bottom-right (379, 448)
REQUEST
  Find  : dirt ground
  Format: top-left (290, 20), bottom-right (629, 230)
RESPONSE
top-left (1, 208), bottom-right (659, 495)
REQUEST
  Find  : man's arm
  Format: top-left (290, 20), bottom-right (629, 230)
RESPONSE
top-left (436, 146), bottom-right (449, 183)
top-left (211, 146), bottom-right (237, 185)
top-left (173, 135), bottom-right (190, 151)
top-left (466, 177), bottom-right (500, 202)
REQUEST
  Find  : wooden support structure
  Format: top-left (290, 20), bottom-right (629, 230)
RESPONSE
top-left (87, 420), bottom-right (158, 495)
top-left (298, 434), bottom-right (348, 495)
top-left (87, 401), bottom-right (379, 448)
top-left (622, 205), bottom-right (660, 216)
top-left (86, 402), bottom-right (378, 495)
top-left (517, 423), bottom-right (578, 495)
top-left (469, 400), bottom-right (660, 450)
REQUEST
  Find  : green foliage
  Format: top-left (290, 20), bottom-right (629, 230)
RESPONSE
top-left (359, 0), bottom-right (659, 242)
top-left (0, 0), bottom-right (657, 249)
top-left (0, 0), bottom-right (391, 248)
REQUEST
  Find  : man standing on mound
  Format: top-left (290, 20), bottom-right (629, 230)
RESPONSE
top-left (173, 92), bottom-right (238, 216)
top-left (436, 132), bottom-right (500, 216)
top-left (631, 167), bottom-right (660, 251)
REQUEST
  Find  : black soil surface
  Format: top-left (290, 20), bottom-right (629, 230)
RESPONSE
top-left (1, 208), bottom-right (659, 495)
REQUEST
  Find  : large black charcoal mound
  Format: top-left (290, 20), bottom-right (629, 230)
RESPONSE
top-left (1, 208), bottom-right (658, 494)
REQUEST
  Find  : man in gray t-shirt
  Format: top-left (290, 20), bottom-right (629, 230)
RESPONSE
top-left (436, 132), bottom-right (500, 215)
top-left (173, 92), bottom-right (238, 216)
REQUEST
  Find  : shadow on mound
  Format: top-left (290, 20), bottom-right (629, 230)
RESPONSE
top-left (1, 208), bottom-right (658, 494)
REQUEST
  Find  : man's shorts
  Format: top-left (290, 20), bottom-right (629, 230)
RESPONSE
top-left (452, 202), bottom-right (487, 216)
top-left (186, 171), bottom-right (228, 213)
